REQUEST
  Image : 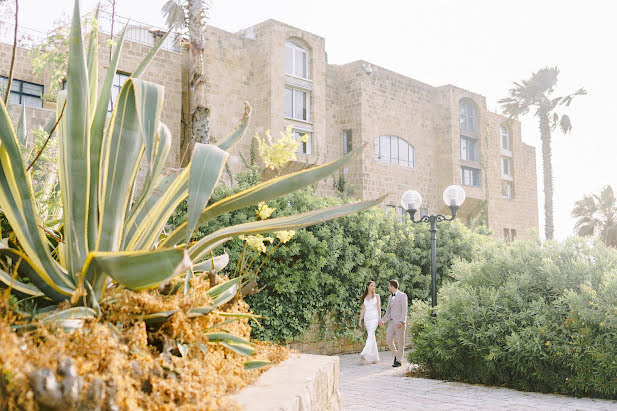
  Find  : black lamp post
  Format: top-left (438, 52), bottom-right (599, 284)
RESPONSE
top-left (401, 185), bottom-right (466, 313)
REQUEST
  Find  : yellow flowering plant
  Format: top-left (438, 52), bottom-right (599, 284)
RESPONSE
top-left (232, 201), bottom-right (296, 297)
top-left (254, 125), bottom-right (306, 171)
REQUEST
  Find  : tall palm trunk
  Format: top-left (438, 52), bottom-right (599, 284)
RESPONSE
top-left (539, 110), bottom-right (554, 240)
top-left (182, 0), bottom-right (209, 165)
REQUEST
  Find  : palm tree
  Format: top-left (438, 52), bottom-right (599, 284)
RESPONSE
top-left (572, 186), bottom-right (617, 247)
top-left (162, 0), bottom-right (210, 164)
top-left (499, 67), bottom-right (586, 240)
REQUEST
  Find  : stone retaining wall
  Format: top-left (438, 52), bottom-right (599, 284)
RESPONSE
top-left (231, 354), bottom-right (341, 411)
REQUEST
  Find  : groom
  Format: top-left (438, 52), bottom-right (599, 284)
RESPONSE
top-left (381, 279), bottom-right (408, 367)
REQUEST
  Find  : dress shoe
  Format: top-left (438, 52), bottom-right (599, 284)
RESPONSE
top-left (393, 360), bottom-right (402, 367)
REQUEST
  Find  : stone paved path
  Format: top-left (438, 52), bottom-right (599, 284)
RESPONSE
top-left (339, 350), bottom-right (617, 410)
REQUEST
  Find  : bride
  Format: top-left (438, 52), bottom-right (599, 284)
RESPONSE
top-left (358, 281), bottom-right (382, 364)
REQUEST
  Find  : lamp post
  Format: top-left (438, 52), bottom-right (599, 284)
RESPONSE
top-left (401, 185), bottom-right (466, 312)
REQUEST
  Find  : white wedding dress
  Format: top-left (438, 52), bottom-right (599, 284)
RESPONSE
top-left (360, 296), bottom-right (380, 362)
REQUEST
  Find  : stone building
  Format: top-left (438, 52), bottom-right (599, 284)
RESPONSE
top-left (0, 15), bottom-right (537, 239)
top-left (204, 19), bottom-right (538, 239)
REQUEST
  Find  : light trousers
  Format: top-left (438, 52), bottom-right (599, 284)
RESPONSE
top-left (386, 321), bottom-right (406, 362)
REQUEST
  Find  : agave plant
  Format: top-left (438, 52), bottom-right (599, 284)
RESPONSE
top-left (0, 0), bottom-right (382, 327)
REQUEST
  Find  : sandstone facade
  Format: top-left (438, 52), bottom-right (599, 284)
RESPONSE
top-left (0, 16), bottom-right (537, 239)
top-left (204, 19), bottom-right (538, 238)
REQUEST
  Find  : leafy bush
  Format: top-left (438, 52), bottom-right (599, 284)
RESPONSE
top-left (170, 167), bottom-right (489, 342)
top-left (409, 238), bottom-right (617, 399)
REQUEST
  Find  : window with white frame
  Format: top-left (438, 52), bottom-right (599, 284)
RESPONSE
top-left (109, 72), bottom-right (131, 112)
top-left (293, 129), bottom-right (312, 155)
top-left (502, 157), bottom-right (511, 177)
top-left (461, 166), bottom-right (481, 187)
top-left (1, 77), bottom-right (44, 108)
top-left (501, 180), bottom-right (513, 199)
top-left (374, 135), bottom-right (414, 168)
top-left (285, 40), bottom-right (309, 79)
top-left (460, 136), bottom-right (478, 161)
top-left (500, 125), bottom-right (511, 151)
top-left (459, 99), bottom-right (476, 132)
top-left (284, 87), bottom-right (310, 121)
top-left (342, 129), bottom-right (352, 155)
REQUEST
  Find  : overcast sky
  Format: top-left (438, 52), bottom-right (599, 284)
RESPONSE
top-left (13, 0), bottom-right (617, 240)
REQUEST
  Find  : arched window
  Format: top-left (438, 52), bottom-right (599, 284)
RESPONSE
top-left (459, 99), bottom-right (476, 132)
top-left (500, 124), bottom-right (511, 150)
top-left (285, 40), bottom-right (309, 79)
top-left (374, 135), bottom-right (414, 168)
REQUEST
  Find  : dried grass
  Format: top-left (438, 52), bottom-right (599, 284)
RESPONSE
top-left (0, 274), bottom-right (288, 410)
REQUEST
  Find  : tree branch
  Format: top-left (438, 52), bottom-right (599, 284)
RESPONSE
top-left (4, 0), bottom-right (18, 105)
top-left (27, 101), bottom-right (66, 171)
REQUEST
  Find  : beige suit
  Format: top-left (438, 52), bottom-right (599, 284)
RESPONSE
top-left (382, 290), bottom-right (408, 362)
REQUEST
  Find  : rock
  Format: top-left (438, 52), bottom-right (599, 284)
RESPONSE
top-left (29, 368), bottom-right (63, 409)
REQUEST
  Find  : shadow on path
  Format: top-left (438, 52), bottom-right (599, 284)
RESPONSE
top-left (338, 350), bottom-right (617, 410)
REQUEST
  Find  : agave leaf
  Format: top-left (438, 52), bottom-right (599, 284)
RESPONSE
top-left (61, 0), bottom-right (91, 275)
top-left (215, 311), bottom-right (263, 319)
top-left (214, 102), bottom-right (251, 152)
top-left (206, 332), bottom-right (254, 348)
top-left (206, 277), bottom-right (240, 299)
top-left (188, 196), bottom-right (385, 262)
top-left (218, 341), bottom-right (255, 356)
top-left (126, 167), bottom-right (190, 250)
top-left (89, 23), bottom-right (128, 248)
top-left (162, 146), bottom-right (365, 247)
top-left (142, 309), bottom-right (179, 326)
top-left (189, 279), bottom-right (239, 316)
top-left (97, 79), bottom-right (164, 252)
top-left (0, 266), bottom-right (45, 298)
top-left (132, 79), bottom-right (165, 176)
top-left (86, 8), bottom-right (98, 122)
top-left (82, 247), bottom-right (192, 295)
top-left (0, 247), bottom-right (73, 301)
top-left (0, 99), bottom-right (73, 295)
top-left (16, 103), bottom-right (26, 146)
top-left (40, 307), bottom-right (97, 332)
top-left (124, 122), bottom-right (172, 244)
top-left (186, 143), bottom-right (229, 245)
top-left (131, 30), bottom-right (171, 79)
top-left (244, 360), bottom-right (271, 370)
top-left (193, 253), bottom-right (229, 272)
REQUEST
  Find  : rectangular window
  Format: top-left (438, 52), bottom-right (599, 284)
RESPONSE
top-left (460, 136), bottom-right (478, 161)
top-left (503, 228), bottom-right (517, 242)
top-left (500, 126), bottom-right (511, 150)
top-left (285, 41), bottom-right (309, 79)
top-left (0, 77), bottom-right (43, 108)
top-left (293, 129), bottom-right (312, 155)
top-left (420, 208), bottom-right (429, 218)
top-left (109, 72), bottom-right (131, 112)
top-left (342, 129), bottom-right (352, 155)
top-left (284, 87), bottom-right (310, 121)
top-left (501, 180), bottom-right (513, 199)
top-left (502, 157), bottom-right (511, 177)
top-left (461, 166), bottom-right (481, 187)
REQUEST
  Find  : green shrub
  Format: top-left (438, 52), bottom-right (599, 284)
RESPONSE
top-left (409, 238), bottom-right (617, 399)
top-left (170, 167), bottom-right (488, 342)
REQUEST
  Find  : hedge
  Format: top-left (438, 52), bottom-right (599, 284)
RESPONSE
top-left (169, 166), bottom-right (489, 342)
top-left (409, 238), bottom-right (617, 399)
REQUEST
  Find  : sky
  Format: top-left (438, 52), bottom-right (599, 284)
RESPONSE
top-left (12, 0), bottom-right (617, 240)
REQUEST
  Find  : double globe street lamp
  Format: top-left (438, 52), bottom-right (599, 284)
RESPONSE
top-left (401, 185), bottom-right (466, 312)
